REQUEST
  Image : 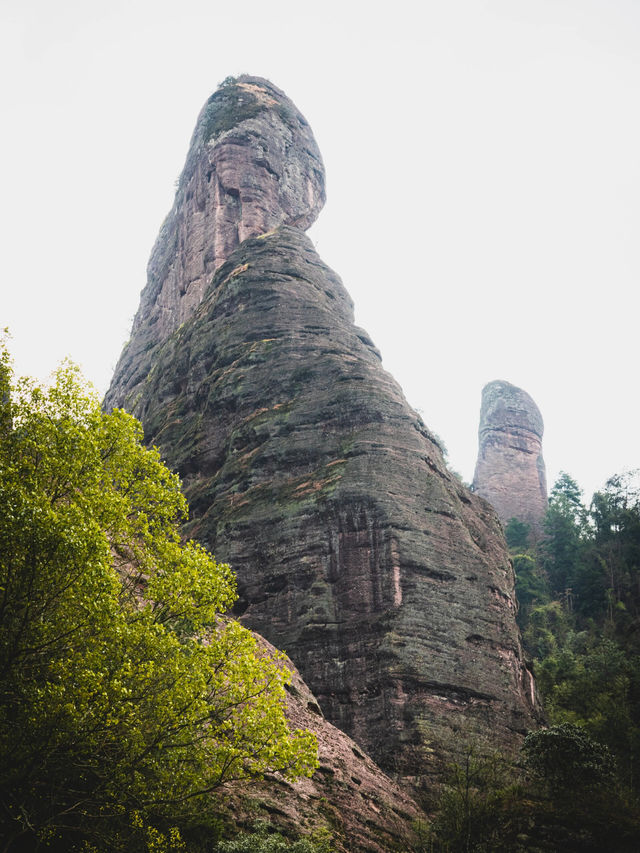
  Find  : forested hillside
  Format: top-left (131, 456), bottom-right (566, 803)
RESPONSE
top-left (421, 472), bottom-right (640, 851)
top-left (513, 469), bottom-right (640, 789)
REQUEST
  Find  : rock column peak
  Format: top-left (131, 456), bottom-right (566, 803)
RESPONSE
top-left (106, 75), bottom-right (325, 410)
top-left (472, 380), bottom-right (548, 537)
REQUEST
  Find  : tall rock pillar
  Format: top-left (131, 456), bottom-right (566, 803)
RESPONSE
top-left (105, 75), bottom-right (325, 410)
top-left (107, 78), bottom-right (541, 779)
top-left (472, 380), bottom-right (548, 536)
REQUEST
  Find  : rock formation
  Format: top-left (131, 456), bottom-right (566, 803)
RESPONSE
top-left (224, 636), bottom-right (424, 852)
top-left (106, 77), bottom-right (541, 782)
top-left (472, 380), bottom-right (548, 537)
top-left (107, 76), bottom-right (325, 407)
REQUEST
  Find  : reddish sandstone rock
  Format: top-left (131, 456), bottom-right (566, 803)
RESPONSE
top-left (106, 79), bottom-right (542, 786)
top-left (472, 380), bottom-right (548, 537)
top-left (108, 227), bottom-right (541, 777)
top-left (221, 636), bottom-right (425, 853)
top-left (106, 75), bottom-right (325, 410)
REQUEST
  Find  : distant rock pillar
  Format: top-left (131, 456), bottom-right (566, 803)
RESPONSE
top-left (472, 380), bottom-right (548, 536)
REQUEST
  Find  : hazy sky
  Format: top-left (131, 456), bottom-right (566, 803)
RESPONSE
top-left (2, 0), bottom-right (639, 501)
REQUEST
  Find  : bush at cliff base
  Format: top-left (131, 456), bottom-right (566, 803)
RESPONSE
top-left (0, 343), bottom-right (318, 853)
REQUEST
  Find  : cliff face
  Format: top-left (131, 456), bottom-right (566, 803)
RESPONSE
top-left (106, 78), bottom-right (540, 779)
top-left (472, 380), bottom-right (548, 537)
top-left (225, 636), bottom-right (424, 853)
top-left (106, 76), bottom-right (325, 408)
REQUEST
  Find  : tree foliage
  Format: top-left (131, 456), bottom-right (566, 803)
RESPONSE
top-left (541, 471), bottom-right (587, 593)
top-left (522, 723), bottom-right (616, 795)
top-left (504, 517), bottom-right (531, 551)
top-left (509, 470), bottom-right (640, 794)
top-left (421, 729), bottom-right (640, 852)
top-left (217, 822), bottom-right (334, 853)
top-left (0, 347), bottom-right (317, 852)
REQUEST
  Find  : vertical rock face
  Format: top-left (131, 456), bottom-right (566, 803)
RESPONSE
top-left (106, 75), bottom-right (325, 409)
top-left (106, 79), bottom-right (541, 779)
top-left (472, 380), bottom-right (548, 536)
top-left (227, 636), bottom-right (424, 853)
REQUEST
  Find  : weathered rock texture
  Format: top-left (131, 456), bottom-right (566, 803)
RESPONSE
top-left (223, 636), bottom-right (424, 852)
top-left (106, 79), bottom-right (541, 782)
top-left (107, 75), bottom-right (325, 408)
top-left (472, 381), bottom-right (548, 537)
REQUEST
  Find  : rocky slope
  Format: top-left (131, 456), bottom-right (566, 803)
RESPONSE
top-left (223, 636), bottom-right (424, 852)
top-left (106, 77), bottom-right (541, 782)
top-left (472, 380), bottom-right (548, 537)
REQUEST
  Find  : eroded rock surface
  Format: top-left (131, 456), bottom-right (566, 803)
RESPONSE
top-left (108, 224), bottom-right (540, 776)
top-left (107, 79), bottom-right (541, 784)
top-left (472, 380), bottom-right (548, 536)
top-left (106, 75), bottom-right (324, 410)
top-left (222, 636), bottom-right (424, 853)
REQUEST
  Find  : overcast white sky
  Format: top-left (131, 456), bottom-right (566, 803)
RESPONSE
top-left (2, 0), bottom-right (638, 501)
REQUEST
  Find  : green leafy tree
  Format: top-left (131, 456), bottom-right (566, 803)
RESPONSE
top-left (512, 553), bottom-right (550, 627)
top-left (0, 348), bottom-right (317, 852)
top-left (588, 471), bottom-right (640, 626)
top-left (533, 632), bottom-right (640, 788)
top-left (429, 745), bottom-right (522, 853)
top-left (519, 725), bottom-right (640, 851)
top-left (542, 472), bottom-right (587, 595)
top-left (521, 600), bottom-right (571, 664)
top-left (217, 822), bottom-right (334, 852)
top-left (522, 724), bottom-right (615, 795)
top-left (504, 517), bottom-right (531, 550)
top-left (421, 730), bottom-right (640, 852)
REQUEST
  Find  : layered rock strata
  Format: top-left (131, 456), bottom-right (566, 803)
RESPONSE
top-left (224, 636), bottom-right (424, 853)
top-left (472, 381), bottom-right (548, 536)
top-left (107, 79), bottom-right (541, 779)
top-left (107, 75), bottom-right (325, 408)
